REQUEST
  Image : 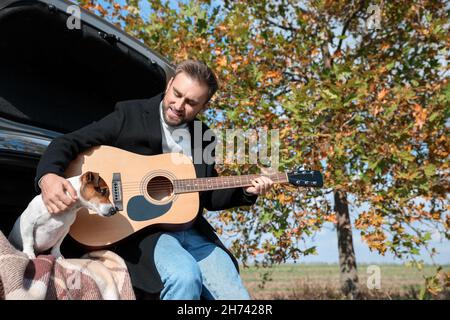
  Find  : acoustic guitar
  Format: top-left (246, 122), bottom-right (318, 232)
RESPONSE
top-left (65, 145), bottom-right (323, 248)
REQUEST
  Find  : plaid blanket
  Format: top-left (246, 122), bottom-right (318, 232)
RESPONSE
top-left (0, 231), bottom-right (135, 300)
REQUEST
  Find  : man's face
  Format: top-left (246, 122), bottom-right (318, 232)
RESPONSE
top-left (162, 72), bottom-right (209, 126)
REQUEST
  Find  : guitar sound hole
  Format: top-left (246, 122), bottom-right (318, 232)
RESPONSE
top-left (146, 176), bottom-right (174, 201)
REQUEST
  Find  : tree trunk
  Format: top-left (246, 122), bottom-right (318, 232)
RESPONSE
top-left (334, 189), bottom-right (360, 299)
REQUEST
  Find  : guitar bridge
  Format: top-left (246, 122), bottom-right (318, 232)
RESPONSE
top-left (112, 173), bottom-right (123, 211)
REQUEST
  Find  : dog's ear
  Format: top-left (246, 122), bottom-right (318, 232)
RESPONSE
top-left (92, 172), bottom-right (100, 187)
top-left (83, 171), bottom-right (100, 186)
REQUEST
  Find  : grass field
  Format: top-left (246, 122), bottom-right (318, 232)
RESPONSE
top-left (240, 263), bottom-right (449, 300)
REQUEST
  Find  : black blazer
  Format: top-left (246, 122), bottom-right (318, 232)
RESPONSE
top-left (35, 93), bottom-right (257, 294)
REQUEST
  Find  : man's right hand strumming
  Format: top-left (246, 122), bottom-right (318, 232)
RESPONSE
top-left (40, 173), bottom-right (78, 214)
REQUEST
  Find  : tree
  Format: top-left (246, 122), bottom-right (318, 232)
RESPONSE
top-left (77, 0), bottom-right (449, 298)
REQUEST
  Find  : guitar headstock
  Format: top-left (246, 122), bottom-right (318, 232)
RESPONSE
top-left (287, 169), bottom-right (323, 188)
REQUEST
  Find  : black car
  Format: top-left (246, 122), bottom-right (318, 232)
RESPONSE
top-left (0, 0), bottom-right (175, 236)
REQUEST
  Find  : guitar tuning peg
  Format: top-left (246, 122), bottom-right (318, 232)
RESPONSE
top-left (296, 166), bottom-right (305, 173)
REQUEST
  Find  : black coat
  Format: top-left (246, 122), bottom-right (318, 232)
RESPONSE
top-left (35, 93), bottom-right (257, 294)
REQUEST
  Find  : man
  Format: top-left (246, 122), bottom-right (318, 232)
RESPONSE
top-left (35, 60), bottom-right (274, 300)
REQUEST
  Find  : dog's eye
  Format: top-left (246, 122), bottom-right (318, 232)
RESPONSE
top-left (101, 189), bottom-right (108, 196)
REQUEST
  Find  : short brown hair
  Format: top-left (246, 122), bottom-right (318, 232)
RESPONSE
top-left (174, 60), bottom-right (219, 102)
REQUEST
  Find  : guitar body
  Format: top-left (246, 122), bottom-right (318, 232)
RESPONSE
top-left (65, 146), bottom-right (199, 249)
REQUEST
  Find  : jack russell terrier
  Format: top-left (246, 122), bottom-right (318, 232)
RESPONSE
top-left (8, 171), bottom-right (117, 259)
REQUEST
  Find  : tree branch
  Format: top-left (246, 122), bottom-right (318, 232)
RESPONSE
top-left (336, 0), bottom-right (367, 54)
top-left (266, 17), bottom-right (298, 32)
top-left (283, 71), bottom-right (309, 83)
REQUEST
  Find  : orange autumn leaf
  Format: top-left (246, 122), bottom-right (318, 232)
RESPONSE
top-left (377, 88), bottom-right (388, 101)
top-left (413, 104), bottom-right (428, 130)
top-left (333, 50), bottom-right (343, 58)
top-left (371, 195), bottom-right (384, 202)
top-left (252, 249), bottom-right (265, 256)
top-left (216, 55), bottom-right (227, 67)
top-left (266, 70), bottom-right (281, 79)
top-left (381, 43), bottom-right (391, 51)
top-left (94, 4), bottom-right (107, 16)
top-left (217, 25), bottom-right (227, 32)
top-left (325, 214), bottom-right (337, 224)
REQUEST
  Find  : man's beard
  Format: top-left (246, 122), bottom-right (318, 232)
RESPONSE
top-left (162, 102), bottom-right (185, 126)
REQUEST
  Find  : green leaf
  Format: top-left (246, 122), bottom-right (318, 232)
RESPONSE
top-left (321, 89), bottom-right (338, 100)
top-left (273, 229), bottom-right (284, 239)
top-left (428, 112), bottom-right (440, 122)
top-left (384, 104), bottom-right (398, 118)
top-left (303, 246), bottom-right (317, 255)
top-left (369, 159), bottom-right (380, 170)
top-left (424, 164), bottom-right (436, 177)
top-left (444, 82), bottom-right (450, 102)
top-left (386, 61), bottom-right (395, 70)
top-left (197, 18), bottom-right (207, 32)
top-left (398, 151), bottom-right (415, 162)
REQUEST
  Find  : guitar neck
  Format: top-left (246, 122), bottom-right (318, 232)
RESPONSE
top-left (173, 173), bottom-right (288, 194)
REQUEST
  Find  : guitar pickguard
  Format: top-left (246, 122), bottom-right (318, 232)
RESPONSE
top-left (127, 196), bottom-right (173, 221)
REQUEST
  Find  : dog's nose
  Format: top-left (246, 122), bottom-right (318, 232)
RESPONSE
top-left (109, 207), bottom-right (117, 216)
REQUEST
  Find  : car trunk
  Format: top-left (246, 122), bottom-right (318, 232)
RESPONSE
top-left (0, 0), bottom-right (171, 133)
top-left (0, 0), bottom-right (173, 235)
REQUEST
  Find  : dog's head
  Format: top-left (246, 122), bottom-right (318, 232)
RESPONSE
top-left (79, 171), bottom-right (117, 217)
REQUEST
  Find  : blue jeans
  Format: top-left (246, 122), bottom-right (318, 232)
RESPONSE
top-left (154, 228), bottom-right (251, 300)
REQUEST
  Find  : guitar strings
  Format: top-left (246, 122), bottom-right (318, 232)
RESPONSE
top-left (120, 178), bottom-right (285, 187)
top-left (120, 181), bottom-right (267, 186)
top-left (118, 175), bottom-right (287, 193)
top-left (119, 174), bottom-right (285, 185)
top-left (120, 181), bottom-right (265, 188)
top-left (119, 179), bottom-right (286, 190)
top-left (120, 180), bottom-right (284, 192)
top-left (120, 185), bottom-right (244, 189)
top-left (121, 178), bottom-right (285, 187)
top-left (109, 175), bottom-right (288, 196)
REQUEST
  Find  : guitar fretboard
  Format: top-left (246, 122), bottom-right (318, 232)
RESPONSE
top-left (173, 173), bottom-right (288, 194)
